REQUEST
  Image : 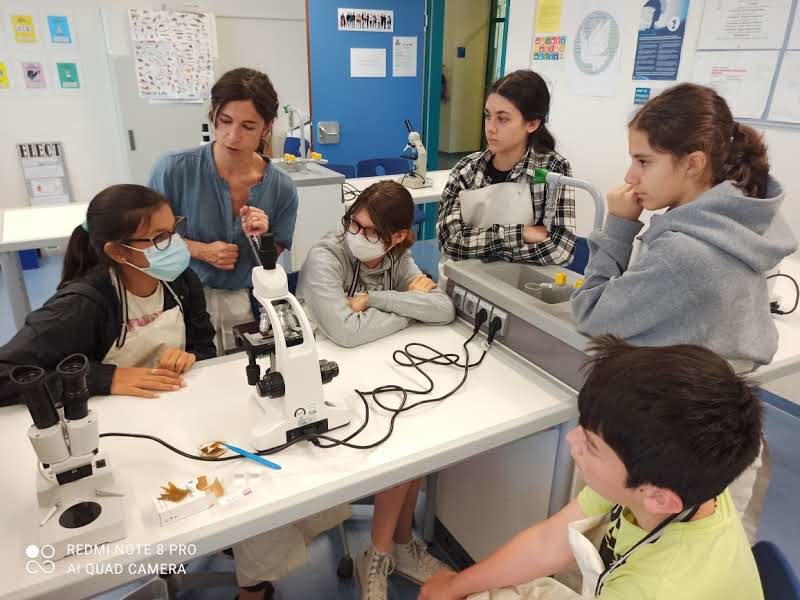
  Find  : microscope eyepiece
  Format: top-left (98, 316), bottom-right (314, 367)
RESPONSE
top-left (57, 354), bottom-right (90, 421)
top-left (258, 233), bottom-right (278, 270)
top-left (11, 365), bottom-right (59, 430)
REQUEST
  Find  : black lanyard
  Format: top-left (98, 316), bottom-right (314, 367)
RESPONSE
top-left (594, 504), bottom-right (699, 596)
top-left (348, 254), bottom-right (394, 297)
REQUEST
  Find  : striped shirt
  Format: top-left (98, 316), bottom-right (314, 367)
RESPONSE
top-left (436, 145), bottom-right (576, 264)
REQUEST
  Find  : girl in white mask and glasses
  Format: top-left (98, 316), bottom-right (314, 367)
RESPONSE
top-left (298, 181), bottom-right (455, 600)
top-left (0, 184), bottom-right (216, 405)
top-left (299, 180), bottom-right (454, 348)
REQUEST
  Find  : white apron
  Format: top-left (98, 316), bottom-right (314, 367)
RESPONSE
top-left (439, 182), bottom-right (535, 286)
top-left (103, 282), bottom-right (186, 368)
top-left (468, 505), bottom-right (698, 600)
top-left (459, 182), bottom-right (535, 228)
top-left (203, 287), bottom-right (253, 355)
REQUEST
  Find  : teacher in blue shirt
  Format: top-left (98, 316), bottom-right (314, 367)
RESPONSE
top-left (148, 67), bottom-right (299, 354)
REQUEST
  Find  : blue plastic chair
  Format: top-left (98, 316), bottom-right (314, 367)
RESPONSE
top-left (356, 157), bottom-right (409, 178)
top-left (283, 136), bottom-right (302, 157)
top-left (752, 541), bottom-right (800, 600)
top-left (567, 236), bottom-right (590, 275)
top-left (325, 163), bottom-right (356, 179)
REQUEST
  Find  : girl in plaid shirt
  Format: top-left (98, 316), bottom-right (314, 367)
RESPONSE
top-left (436, 70), bottom-right (576, 265)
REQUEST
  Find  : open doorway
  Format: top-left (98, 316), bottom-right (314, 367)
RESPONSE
top-left (437, 0), bottom-right (508, 170)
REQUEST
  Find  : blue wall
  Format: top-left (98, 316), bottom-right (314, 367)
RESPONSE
top-left (308, 0), bottom-right (425, 169)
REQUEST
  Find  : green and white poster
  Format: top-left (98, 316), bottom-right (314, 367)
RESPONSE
top-left (56, 62), bottom-right (79, 88)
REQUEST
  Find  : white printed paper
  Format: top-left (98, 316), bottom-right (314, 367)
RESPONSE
top-left (350, 48), bottom-right (386, 78)
top-left (768, 51), bottom-right (800, 123)
top-left (30, 178), bottom-right (65, 197)
top-left (691, 50), bottom-right (779, 119)
top-left (697, 0), bottom-right (791, 50)
top-left (392, 36), bottom-right (417, 77)
top-left (128, 9), bottom-right (215, 100)
top-left (565, 0), bottom-right (624, 97)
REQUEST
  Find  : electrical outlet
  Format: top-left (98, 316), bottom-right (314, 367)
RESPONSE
top-left (452, 285), bottom-right (466, 312)
top-left (490, 308), bottom-right (508, 338)
top-left (477, 299), bottom-right (494, 329)
top-left (463, 292), bottom-right (478, 318)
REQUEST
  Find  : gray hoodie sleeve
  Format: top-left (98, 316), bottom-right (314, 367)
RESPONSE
top-left (300, 246), bottom-right (413, 348)
top-left (571, 214), bottom-right (696, 341)
top-left (367, 253), bottom-right (456, 324)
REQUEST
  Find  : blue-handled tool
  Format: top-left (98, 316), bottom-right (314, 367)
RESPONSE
top-left (221, 442), bottom-right (282, 470)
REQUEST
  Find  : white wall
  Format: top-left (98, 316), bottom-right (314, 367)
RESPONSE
top-left (506, 1), bottom-right (800, 242)
top-left (439, 0), bottom-right (491, 153)
top-left (0, 2), bottom-right (130, 210)
top-left (0, 0), bottom-right (308, 210)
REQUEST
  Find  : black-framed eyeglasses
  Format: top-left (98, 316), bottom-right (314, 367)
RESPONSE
top-left (342, 215), bottom-right (381, 244)
top-left (125, 216), bottom-right (185, 251)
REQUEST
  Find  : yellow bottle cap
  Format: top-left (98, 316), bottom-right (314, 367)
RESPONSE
top-left (554, 272), bottom-right (568, 286)
top-left (574, 278), bottom-right (585, 289)
top-left (310, 151), bottom-right (322, 160)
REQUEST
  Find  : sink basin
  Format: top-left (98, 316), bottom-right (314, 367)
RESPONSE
top-left (467, 262), bottom-right (574, 305)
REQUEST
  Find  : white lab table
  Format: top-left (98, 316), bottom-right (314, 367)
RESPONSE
top-left (0, 322), bottom-right (576, 600)
top-left (0, 203), bottom-right (89, 330)
top-left (346, 169), bottom-right (449, 204)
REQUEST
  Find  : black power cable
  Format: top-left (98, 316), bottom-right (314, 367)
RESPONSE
top-left (100, 309), bottom-right (502, 460)
top-left (767, 273), bottom-right (799, 316)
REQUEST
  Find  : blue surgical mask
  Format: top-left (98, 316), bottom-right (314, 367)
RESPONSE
top-left (123, 234), bottom-right (191, 282)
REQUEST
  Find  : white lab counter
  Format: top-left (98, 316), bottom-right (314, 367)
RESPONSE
top-left (0, 203), bottom-right (89, 329)
top-left (346, 169), bottom-right (449, 204)
top-left (0, 322), bottom-right (575, 600)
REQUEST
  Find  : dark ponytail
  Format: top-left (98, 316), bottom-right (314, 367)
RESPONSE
top-left (59, 184), bottom-right (168, 288)
top-left (629, 83), bottom-right (770, 198)
top-left (720, 122), bottom-right (769, 199)
top-left (488, 70), bottom-right (555, 153)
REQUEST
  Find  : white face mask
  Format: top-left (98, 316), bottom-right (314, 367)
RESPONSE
top-left (346, 231), bottom-right (388, 263)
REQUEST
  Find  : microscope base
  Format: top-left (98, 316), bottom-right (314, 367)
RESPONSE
top-left (250, 399), bottom-right (353, 452)
top-left (41, 494), bottom-right (126, 560)
top-left (402, 175), bottom-right (433, 189)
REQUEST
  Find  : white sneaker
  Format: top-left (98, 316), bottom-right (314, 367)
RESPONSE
top-left (392, 537), bottom-right (447, 585)
top-left (354, 544), bottom-right (395, 600)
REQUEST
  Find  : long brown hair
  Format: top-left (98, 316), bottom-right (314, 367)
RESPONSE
top-left (342, 181), bottom-right (415, 251)
top-left (209, 68), bottom-right (279, 155)
top-left (629, 83), bottom-right (769, 198)
top-left (488, 70), bottom-right (555, 153)
top-left (60, 185), bottom-right (167, 288)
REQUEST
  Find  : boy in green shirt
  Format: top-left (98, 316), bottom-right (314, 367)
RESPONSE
top-left (420, 336), bottom-right (764, 600)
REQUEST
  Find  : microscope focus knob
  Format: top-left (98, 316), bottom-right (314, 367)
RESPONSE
top-left (319, 360), bottom-right (340, 384)
top-left (257, 372), bottom-right (285, 398)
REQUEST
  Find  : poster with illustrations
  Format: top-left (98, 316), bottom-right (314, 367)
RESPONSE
top-left (128, 9), bottom-right (215, 100)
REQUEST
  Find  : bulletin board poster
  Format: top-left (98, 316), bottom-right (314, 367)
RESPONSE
top-left (128, 9), bottom-right (215, 100)
top-left (0, 62), bottom-right (10, 88)
top-left (22, 61), bottom-right (46, 88)
top-left (534, 35), bottom-right (567, 61)
top-left (633, 0), bottom-right (690, 80)
top-left (11, 14), bottom-right (37, 43)
top-left (17, 142), bottom-right (72, 206)
top-left (56, 62), bottom-right (79, 89)
top-left (338, 8), bottom-right (393, 32)
top-left (47, 15), bottom-right (72, 44)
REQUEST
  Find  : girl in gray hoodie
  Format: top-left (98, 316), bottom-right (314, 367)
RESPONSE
top-left (572, 83), bottom-right (796, 369)
top-left (297, 181), bottom-right (455, 600)
top-left (571, 83), bottom-right (797, 543)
